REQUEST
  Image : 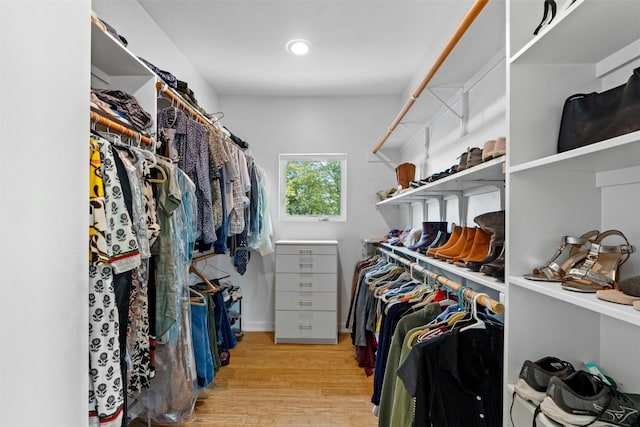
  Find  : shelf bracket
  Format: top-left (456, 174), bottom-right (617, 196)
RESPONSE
top-left (445, 191), bottom-right (467, 227)
top-left (368, 150), bottom-right (397, 172)
top-left (426, 87), bottom-right (469, 137)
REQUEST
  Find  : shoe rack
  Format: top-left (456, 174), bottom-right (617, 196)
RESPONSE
top-left (376, 155), bottom-right (506, 297)
top-left (506, 1), bottom-right (640, 426)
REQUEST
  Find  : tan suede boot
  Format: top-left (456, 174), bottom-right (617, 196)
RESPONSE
top-left (435, 227), bottom-right (472, 260)
top-left (454, 228), bottom-right (491, 267)
top-left (427, 225), bottom-right (462, 258)
top-left (449, 227), bottom-right (479, 263)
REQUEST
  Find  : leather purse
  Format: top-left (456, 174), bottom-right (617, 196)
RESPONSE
top-left (557, 67), bottom-right (640, 153)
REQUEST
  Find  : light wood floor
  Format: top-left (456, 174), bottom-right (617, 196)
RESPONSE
top-left (134, 332), bottom-right (377, 426)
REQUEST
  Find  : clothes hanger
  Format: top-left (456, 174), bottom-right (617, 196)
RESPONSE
top-left (457, 290), bottom-right (488, 332)
top-left (189, 287), bottom-right (207, 306)
top-left (147, 162), bottom-right (168, 184)
top-left (189, 264), bottom-right (220, 294)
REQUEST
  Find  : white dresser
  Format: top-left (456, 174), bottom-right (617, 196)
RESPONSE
top-left (274, 240), bottom-right (338, 344)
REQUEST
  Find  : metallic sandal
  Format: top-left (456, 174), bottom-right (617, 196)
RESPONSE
top-left (561, 230), bottom-right (635, 293)
top-left (524, 230), bottom-right (599, 282)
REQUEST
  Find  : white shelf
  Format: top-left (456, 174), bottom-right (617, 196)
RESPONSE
top-left (509, 130), bottom-right (640, 175)
top-left (376, 156), bottom-right (505, 207)
top-left (507, 384), bottom-right (560, 427)
top-left (91, 22), bottom-right (152, 77)
top-left (510, 276), bottom-right (640, 327)
top-left (380, 243), bottom-right (506, 293)
top-left (510, 0), bottom-right (640, 65)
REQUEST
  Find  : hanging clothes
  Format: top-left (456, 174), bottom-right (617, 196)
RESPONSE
top-left (89, 136), bottom-right (142, 427)
top-left (158, 108), bottom-right (217, 248)
top-left (396, 323), bottom-right (504, 427)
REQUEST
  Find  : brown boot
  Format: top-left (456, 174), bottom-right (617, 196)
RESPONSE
top-left (474, 210), bottom-right (505, 248)
top-left (454, 228), bottom-right (491, 267)
top-left (469, 210), bottom-right (505, 271)
top-left (395, 163), bottom-right (416, 189)
top-left (449, 228), bottom-right (478, 263)
top-left (427, 225), bottom-right (462, 258)
top-left (435, 227), bottom-right (472, 261)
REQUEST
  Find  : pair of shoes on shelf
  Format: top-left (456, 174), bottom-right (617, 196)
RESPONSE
top-left (376, 187), bottom-right (398, 201)
top-left (457, 147), bottom-right (483, 171)
top-left (514, 357), bottom-right (640, 427)
top-left (423, 211), bottom-right (505, 278)
top-left (406, 222), bottom-right (448, 251)
top-left (525, 229), bottom-right (636, 295)
top-left (482, 137), bottom-right (506, 161)
top-left (418, 165), bottom-right (459, 185)
top-left (428, 225), bottom-right (506, 280)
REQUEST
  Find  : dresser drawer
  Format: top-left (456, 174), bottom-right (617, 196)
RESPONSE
top-left (275, 243), bottom-right (337, 256)
top-left (275, 291), bottom-right (336, 311)
top-left (275, 273), bottom-right (337, 292)
top-left (276, 254), bottom-right (337, 273)
top-left (275, 310), bottom-right (337, 342)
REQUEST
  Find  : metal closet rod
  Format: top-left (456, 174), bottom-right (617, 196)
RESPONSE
top-left (372, 0), bottom-right (489, 154)
top-left (378, 247), bottom-right (504, 314)
top-left (156, 82), bottom-right (223, 136)
top-left (90, 111), bottom-right (155, 146)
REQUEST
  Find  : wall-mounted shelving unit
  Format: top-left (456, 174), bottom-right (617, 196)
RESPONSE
top-left (506, 1), bottom-right (640, 425)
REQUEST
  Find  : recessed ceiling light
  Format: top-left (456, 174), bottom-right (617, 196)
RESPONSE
top-left (286, 39), bottom-right (311, 56)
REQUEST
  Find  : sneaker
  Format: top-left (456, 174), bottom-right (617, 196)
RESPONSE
top-left (541, 370), bottom-right (640, 427)
top-left (514, 356), bottom-right (575, 405)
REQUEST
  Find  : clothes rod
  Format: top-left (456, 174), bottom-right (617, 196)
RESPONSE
top-left (372, 0), bottom-right (489, 154)
top-left (156, 82), bottom-right (222, 134)
top-left (90, 111), bottom-right (155, 146)
top-left (378, 247), bottom-right (504, 314)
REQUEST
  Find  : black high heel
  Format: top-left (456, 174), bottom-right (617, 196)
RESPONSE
top-left (533, 0), bottom-right (557, 35)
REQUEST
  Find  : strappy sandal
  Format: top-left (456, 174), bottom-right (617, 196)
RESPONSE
top-left (524, 230), bottom-right (599, 282)
top-left (561, 230), bottom-right (635, 293)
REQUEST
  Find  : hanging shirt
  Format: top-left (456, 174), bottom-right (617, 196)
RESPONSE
top-left (158, 108), bottom-right (216, 246)
top-left (98, 138), bottom-right (141, 273)
top-left (154, 159), bottom-right (182, 339)
top-left (396, 323), bottom-right (504, 427)
top-left (89, 138), bottom-right (109, 265)
top-left (377, 303), bottom-right (443, 427)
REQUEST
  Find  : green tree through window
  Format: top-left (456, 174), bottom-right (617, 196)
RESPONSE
top-left (279, 154), bottom-right (347, 221)
top-left (285, 160), bottom-right (341, 216)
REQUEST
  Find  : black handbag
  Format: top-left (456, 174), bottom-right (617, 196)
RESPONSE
top-left (557, 67), bottom-right (640, 153)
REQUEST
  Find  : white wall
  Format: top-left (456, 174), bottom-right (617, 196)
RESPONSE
top-left (0, 1), bottom-right (90, 426)
top-left (92, 0), bottom-right (220, 112)
top-left (211, 95), bottom-right (402, 331)
top-left (398, 55), bottom-right (507, 229)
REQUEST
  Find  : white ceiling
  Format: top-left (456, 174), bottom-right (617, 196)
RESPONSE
top-left (138, 0), bottom-right (506, 97)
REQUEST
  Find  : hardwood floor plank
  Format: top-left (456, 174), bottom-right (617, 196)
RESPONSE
top-left (131, 332), bottom-right (377, 426)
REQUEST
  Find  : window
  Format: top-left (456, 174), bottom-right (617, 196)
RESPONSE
top-left (279, 153), bottom-right (347, 222)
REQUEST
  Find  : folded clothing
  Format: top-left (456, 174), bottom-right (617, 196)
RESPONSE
top-left (91, 88), bottom-right (154, 132)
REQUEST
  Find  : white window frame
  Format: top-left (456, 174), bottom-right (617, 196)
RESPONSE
top-left (278, 153), bottom-right (347, 222)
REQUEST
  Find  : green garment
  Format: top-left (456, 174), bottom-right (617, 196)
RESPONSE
top-left (378, 303), bottom-right (443, 427)
top-left (155, 161), bottom-right (182, 339)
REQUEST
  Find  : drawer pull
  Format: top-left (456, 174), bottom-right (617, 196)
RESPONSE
top-left (299, 282), bottom-right (313, 287)
top-left (299, 249), bottom-right (313, 254)
top-left (299, 324), bottom-right (313, 330)
top-left (299, 262), bottom-right (313, 267)
top-left (299, 301), bottom-right (313, 306)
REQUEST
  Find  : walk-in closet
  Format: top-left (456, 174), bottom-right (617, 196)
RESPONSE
top-left (2, 1), bottom-right (640, 426)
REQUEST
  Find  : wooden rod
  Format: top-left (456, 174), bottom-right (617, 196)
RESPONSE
top-left (372, 0), bottom-right (489, 154)
top-left (90, 111), bottom-right (155, 146)
top-left (378, 247), bottom-right (504, 314)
